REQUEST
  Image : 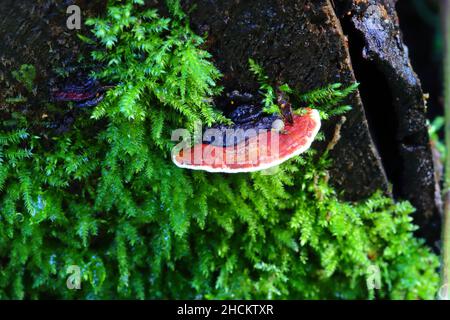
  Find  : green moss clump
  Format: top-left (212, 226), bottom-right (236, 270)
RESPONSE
top-left (0, 0), bottom-right (440, 299)
top-left (11, 64), bottom-right (36, 94)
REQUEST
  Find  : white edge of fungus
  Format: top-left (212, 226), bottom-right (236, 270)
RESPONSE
top-left (172, 109), bottom-right (322, 174)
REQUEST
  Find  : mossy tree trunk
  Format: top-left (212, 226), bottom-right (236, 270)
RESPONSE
top-left (0, 0), bottom-right (442, 245)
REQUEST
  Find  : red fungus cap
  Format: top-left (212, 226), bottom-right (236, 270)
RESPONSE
top-left (172, 108), bottom-right (321, 173)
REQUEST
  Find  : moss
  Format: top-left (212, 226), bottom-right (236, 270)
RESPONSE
top-left (0, 0), bottom-right (440, 299)
top-left (11, 64), bottom-right (36, 94)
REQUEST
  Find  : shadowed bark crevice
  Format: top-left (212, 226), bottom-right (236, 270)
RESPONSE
top-left (335, 0), bottom-right (442, 246)
top-left (341, 16), bottom-right (400, 196)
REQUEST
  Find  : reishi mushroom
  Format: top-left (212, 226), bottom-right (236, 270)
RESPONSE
top-left (52, 77), bottom-right (111, 108)
top-left (172, 108), bottom-right (321, 173)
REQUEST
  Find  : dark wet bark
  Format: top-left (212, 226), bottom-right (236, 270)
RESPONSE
top-left (336, 0), bottom-right (442, 245)
top-left (0, 0), bottom-right (104, 128)
top-left (0, 0), bottom-right (442, 245)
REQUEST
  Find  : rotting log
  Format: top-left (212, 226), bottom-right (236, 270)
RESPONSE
top-left (336, 0), bottom-right (442, 245)
top-left (0, 0), bottom-right (442, 246)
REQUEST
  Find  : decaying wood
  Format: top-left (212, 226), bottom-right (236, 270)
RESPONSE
top-left (0, 0), bottom-right (442, 245)
top-left (338, 0), bottom-right (442, 244)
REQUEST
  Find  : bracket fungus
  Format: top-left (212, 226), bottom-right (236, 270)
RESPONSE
top-left (172, 108), bottom-right (321, 173)
top-left (52, 77), bottom-right (109, 108)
